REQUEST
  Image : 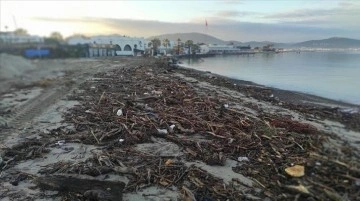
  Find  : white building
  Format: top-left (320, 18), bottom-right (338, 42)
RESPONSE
top-left (0, 32), bottom-right (43, 44)
top-left (200, 44), bottom-right (253, 54)
top-left (67, 35), bottom-right (146, 56)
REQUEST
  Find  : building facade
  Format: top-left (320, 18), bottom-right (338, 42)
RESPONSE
top-left (67, 35), bottom-right (146, 57)
top-left (0, 32), bottom-right (43, 44)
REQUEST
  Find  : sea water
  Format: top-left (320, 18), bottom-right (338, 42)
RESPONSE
top-left (182, 51), bottom-right (360, 105)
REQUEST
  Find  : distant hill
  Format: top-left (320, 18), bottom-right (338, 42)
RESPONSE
top-left (293, 37), bottom-right (360, 48)
top-left (147, 32), bottom-right (226, 44)
top-left (148, 33), bottom-right (360, 48)
top-left (228, 40), bottom-right (289, 48)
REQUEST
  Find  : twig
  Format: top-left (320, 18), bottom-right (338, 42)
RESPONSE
top-left (90, 129), bottom-right (100, 144)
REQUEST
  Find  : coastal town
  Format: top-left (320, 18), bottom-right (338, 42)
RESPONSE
top-left (0, 29), bottom-right (284, 60)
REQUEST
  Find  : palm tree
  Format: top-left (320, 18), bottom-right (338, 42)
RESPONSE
top-left (150, 38), bottom-right (161, 55)
top-left (177, 38), bottom-right (181, 55)
top-left (49, 32), bottom-right (64, 42)
top-left (162, 38), bottom-right (170, 49)
top-left (185, 40), bottom-right (193, 47)
top-left (184, 40), bottom-right (194, 55)
top-left (14, 28), bottom-right (28, 36)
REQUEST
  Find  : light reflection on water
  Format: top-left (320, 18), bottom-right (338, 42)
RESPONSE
top-left (182, 51), bottom-right (360, 105)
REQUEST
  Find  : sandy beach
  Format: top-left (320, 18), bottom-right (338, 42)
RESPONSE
top-left (0, 55), bottom-right (359, 200)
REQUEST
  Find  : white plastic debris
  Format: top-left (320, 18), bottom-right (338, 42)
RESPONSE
top-left (228, 138), bottom-right (234, 144)
top-left (90, 86), bottom-right (96, 89)
top-left (169, 124), bottom-right (176, 133)
top-left (119, 139), bottom-right (124, 142)
top-left (55, 140), bottom-right (66, 146)
top-left (157, 129), bottom-right (168, 135)
top-left (233, 83), bottom-right (237, 86)
top-left (356, 179), bottom-right (360, 186)
top-left (315, 161), bottom-right (321, 166)
top-left (224, 104), bottom-right (229, 108)
top-left (151, 90), bottom-right (162, 95)
top-left (144, 92), bottom-right (149, 95)
top-left (270, 94), bottom-right (274, 98)
top-left (116, 109), bottom-right (123, 116)
top-left (237, 157), bottom-right (250, 162)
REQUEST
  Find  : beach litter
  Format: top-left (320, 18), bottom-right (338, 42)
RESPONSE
top-left (285, 165), bottom-right (305, 177)
top-left (1, 58), bottom-right (359, 201)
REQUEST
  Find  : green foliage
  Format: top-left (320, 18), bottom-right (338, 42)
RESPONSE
top-left (49, 32), bottom-right (64, 42)
top-left (14, 28), bottom-right (28, 36)
top-left (162, 38), bottom-right (170, 48)
top-left (151, 38), bottom-right (161, 49)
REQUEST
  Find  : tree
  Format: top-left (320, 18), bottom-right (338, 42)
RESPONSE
top-left (191, 43), bottom-right (200, 54)
top-left (177, 38), bottom-right (182, 55)
top-left (49, 32), bottom-right (64, 42)
top-left (14, 28), bottom-right (28, 35)
top-left (184, 40), bottom-right (193, 48)
top-left (150, 38), bottom-right (161, 55)
top-left (162, 38), bottom-right (170, 49)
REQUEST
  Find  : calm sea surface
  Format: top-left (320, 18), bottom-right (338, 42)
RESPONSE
top-left (181, 51), bottom-right (360, 105)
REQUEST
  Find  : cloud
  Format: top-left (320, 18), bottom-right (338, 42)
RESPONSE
top-left (264, 2), bottom-right (360, 29)
top-left (214, 10), bottom-right (258, 18)
top-left (219, 0), bottom-right (244, 4)
top-left (31, 16), bottom-right (359, 43)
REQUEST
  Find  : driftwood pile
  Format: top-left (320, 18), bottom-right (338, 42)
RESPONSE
top-left (1, 59), bottom-right (359, 200)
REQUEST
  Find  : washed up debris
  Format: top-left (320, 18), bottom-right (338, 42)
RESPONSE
top-left (116, 109), bottom-right (123, 116)
top-left (35, 174), bottom-right (125, 200)
top-left (165, 159), bottom-right (173, 166)
top-left (157, 129), bottom-right (168, 135)
top-left (55, 140), bottom-right (65, 146)
top-left (10, 59), bottom-right (355, 201)
top-left (151, 90), bottom-right (163, 95)
top-left (285, 165), bottom-right (305, 177)
top-left (237, 156), bottom-right (250, 162)
top-left (284, 184), bottom-right (310, 194)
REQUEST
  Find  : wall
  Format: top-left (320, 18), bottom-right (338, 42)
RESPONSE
top-left (67, 35), bottom-right (145, 56)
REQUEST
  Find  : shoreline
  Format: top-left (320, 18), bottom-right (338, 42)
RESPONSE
top-left (0, 56), bottom-right (359, 200)
top-left (177, 63), bottom-right (360, 108)
top-left (174, 63), bottom-right (360, 133)
top-left (178, 52), bottom-right (360, 106)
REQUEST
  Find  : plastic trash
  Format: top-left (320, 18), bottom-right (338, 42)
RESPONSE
top-left (224, 104), bottom-right (229, 108)
top-left (157, 129), bottom-right (168, 135)
top-left (116, 109), bottom-right (123, 116)
top-left (285, 165), bottom-right (305, 177)
top-left (270, 94), bottom-right (274, 98)
top-left (151, 90), bottom-right (162, 95)
top-left (55, 140), bottom-right (66, 146)
top-left (169, 124), bottom-right (176, 133)
top-left (119, 139), bottom-right (124, 142)
top-left (238, 157), bottom-right (250, 162)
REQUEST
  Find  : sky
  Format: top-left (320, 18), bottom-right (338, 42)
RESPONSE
top-left (0, 0), bottom-right (359, 43)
